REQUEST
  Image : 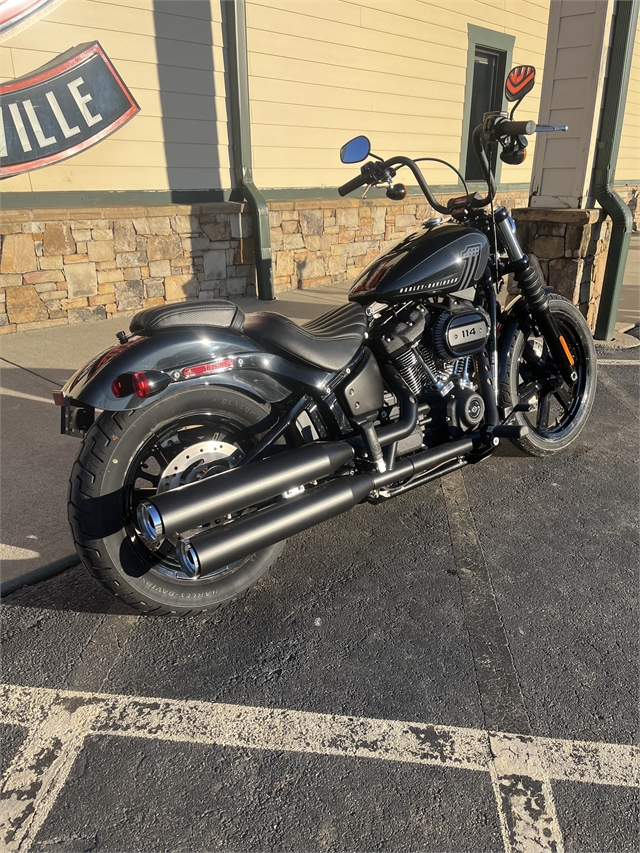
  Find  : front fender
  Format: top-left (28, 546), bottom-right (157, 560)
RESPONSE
top-left (62, 327), bottom-right (332, 411)
top-left (497, 295), bottom-right (529, 392)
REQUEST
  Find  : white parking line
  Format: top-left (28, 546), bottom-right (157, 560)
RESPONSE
top-left (597, 359), bottom-right (640, 365)
top-left (598, 372), bottom-right (639, 420)
top-left (1, 684), bottom-right (638, 853)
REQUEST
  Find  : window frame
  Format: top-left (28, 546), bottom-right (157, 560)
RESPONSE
top-left (460, 25), bottom-right (515, 188)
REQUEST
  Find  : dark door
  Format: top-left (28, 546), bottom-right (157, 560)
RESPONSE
top-left (465, 46), bottom-right (506, 182)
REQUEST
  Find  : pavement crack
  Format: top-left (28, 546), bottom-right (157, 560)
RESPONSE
top-left (0, 357), bottom-right (62, 388)
top-left (440, 470), bottom-right (532, 736)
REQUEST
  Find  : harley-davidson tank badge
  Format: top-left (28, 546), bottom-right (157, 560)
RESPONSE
top-left (0, 41), bottom-right (140, 178)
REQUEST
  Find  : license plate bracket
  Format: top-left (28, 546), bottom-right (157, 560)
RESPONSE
top-left (54, 392), bottom-right (95, 437)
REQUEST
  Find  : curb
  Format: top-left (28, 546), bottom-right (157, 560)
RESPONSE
top-left (1, 554), bottom-right (79, 598)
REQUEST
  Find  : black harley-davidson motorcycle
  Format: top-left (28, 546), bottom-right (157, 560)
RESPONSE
top-left (56, 66), bottom-right (596, 616)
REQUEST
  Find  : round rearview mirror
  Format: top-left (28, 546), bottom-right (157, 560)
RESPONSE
top-left (505, 65), bottom-right (536, 102)
top-left (340, 136), bottom-right (371, 164)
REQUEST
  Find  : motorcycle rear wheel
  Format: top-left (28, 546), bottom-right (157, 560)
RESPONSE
top-left (68, 387), bottom-right (287, 616)
top-left (501, 294), bottom-right (597, 456)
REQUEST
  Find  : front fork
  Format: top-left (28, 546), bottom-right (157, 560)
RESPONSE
top-left (494, 208), bottom-right (578, 386)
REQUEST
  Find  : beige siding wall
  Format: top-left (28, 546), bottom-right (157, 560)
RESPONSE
top-left (0, 0), bottom-right (232, 194)
top-left (246, 0), bottom-right (551, 190)
top-left (618, 17), bottom-right (639, 182)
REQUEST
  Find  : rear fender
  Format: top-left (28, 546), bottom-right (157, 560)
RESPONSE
top-left (60, 327), bottom-right (334, 412)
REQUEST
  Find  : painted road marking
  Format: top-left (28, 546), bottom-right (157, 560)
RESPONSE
top-left (1, 684), bottom-right (638, 853)
top-left (598, 359), bottom-right (640, 365)
top-left (598, 372), bottom-right (639, 421)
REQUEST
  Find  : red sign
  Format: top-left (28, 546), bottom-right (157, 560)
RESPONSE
top-left (0, 0), bottom-right (61, 38)
top-left (0, 42), bottom-right (139, 177)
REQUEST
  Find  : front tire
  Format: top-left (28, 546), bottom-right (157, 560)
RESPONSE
top-left (501, 294), bottom-right (597, 456)
top-left (69, 387), bottom-right (286, 616)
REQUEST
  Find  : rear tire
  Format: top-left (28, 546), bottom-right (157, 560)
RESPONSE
top-left (501, 294), bottom-right (597, 456)
top-left (69, 387), bottom-right (286, 616)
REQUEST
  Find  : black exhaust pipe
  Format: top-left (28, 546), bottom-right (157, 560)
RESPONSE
top-left (137, 441), bottom-right (354, 545)
top-left (176, 434), bottom-right (482, 577)
top-left (177, 475), bottom-right (374, 577)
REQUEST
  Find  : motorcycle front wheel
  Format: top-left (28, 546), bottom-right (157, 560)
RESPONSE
top-left (69, 386), bottom-right (287, 616)
top-left (501, 294), bottom-right (597, 456)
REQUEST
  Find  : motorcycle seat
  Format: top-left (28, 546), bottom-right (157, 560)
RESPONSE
top-left (129, 299), bottom-right (245, 334)
top-left (243, 302), bottom-right (367, 372)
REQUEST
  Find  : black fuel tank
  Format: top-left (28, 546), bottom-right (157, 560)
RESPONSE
top-left (348, 223), bottom-right (490, 304)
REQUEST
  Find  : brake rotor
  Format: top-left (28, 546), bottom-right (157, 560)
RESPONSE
top-left (157, 440), bottom-right (238, 494)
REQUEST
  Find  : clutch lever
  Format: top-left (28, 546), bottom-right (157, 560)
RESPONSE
top-left (535, 124), bottom-right (568, 132)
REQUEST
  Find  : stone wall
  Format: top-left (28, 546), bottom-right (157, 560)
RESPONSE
top-left (0, 203), bottom-right (254, 334)
top-left (4, 187), bottom-right (609, 334)
top-left (509, 208), bottom-right (612, 331)
top-left (268, 191), bottom-right (531, 293)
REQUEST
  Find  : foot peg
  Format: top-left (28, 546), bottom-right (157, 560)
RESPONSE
top-left (489, 424), bottom-right (530, 439)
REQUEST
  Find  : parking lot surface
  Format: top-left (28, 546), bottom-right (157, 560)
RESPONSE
top-left (1, 351), bottom-right (638, 852)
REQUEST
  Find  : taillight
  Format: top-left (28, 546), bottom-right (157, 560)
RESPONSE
top-left (111, 371), bottom-right (170, 399)
top-left (111, 376), bottom-right (129, 398)
top-left (181, 358), bottom-right (234, 379)
top-left (132, 371), bottom-right (151, 398)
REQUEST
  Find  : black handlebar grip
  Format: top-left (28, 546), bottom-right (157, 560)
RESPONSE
top-left (498, 119), bottom-right (536, 136)
top-left (338, 172), bottom-right (368, 196)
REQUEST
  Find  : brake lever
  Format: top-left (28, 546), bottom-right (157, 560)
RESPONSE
top-left (535, 124), bottom-right (568, 132)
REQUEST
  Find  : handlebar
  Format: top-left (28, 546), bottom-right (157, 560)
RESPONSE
top-left (338, 156), bottom-right (449, 214)
top-left (495, 118), bottom-right (536, 136)
top-left (337, 171), bottom-right (369, 197)
top-left (337, 119), bottom-right (567, 213)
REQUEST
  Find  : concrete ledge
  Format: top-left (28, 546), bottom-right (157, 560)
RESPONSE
top-left (1, 554), bottom-right (79, 598)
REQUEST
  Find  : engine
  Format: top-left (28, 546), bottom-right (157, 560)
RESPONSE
top-left (369, 299), bottom-right (490, 438)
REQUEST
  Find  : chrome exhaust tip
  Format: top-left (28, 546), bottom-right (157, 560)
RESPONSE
top-left (177, 539), bottom-right (200, 578)
top-left (136, 502), bottom-right (164, 546)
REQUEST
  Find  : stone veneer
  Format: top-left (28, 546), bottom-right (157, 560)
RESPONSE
top-left (1, 186), bottom-right (636, 334)
top-left (0, 203), bottom-right (254, 334)
top-left (509, 208), bottom-right (613, 331)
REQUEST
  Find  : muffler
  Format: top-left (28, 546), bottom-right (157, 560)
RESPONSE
top-left (177, 475), bottom-right (374, 577)
top-left (137, 441), bottom-right (354, 545)
top-left (175, 433), bottom-right (483, 578)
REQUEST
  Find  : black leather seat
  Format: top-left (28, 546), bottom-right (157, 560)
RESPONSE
top-left (130, 300), bottom-right (244, 334)
top-left (243, 302), bottom-right (367, 372)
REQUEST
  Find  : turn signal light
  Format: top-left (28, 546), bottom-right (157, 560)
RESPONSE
top-left (112, 371), bottom-right (171, 398)
top-left (132, 372), bottom-right (151, 398)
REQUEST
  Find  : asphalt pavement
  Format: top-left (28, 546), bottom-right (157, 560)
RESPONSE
top-left (1, 247), bottom-right (639, 851)
top-left (0, 283), bottom-right (352, 592)
top-left (1, 346), bottom-right (638, 852)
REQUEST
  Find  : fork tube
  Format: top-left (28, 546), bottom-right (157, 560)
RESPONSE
top-left (482, 270), bottom-right (499, 405)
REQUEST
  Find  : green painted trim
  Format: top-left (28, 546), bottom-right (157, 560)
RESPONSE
top-left (261, 182), bottom-right (530, 200)
top-left (0, 189), bottom-right (243, 209)
top-left (0, 183), bottom-right (531, 211)
top-left (461, 25), bottom-right (515, 188)
top-left (614, 179), bottom-right (640, 186)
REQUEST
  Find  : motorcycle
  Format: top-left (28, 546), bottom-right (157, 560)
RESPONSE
top-left (56, 66), bottom-right (596, 616)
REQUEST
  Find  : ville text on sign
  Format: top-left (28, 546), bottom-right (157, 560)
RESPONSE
top-left (0, 42), bottom-right (139, 178)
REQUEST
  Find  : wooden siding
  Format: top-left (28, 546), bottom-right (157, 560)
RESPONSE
top-left (0, 0), bottom-right (232, 193)
top-left (617, 17), bottom-right (639, 182)
top-left (246, 0), bottom-right (551, 190)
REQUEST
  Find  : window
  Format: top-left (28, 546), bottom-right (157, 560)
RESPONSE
top-left (461, 26), bottom-right (515, 185)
